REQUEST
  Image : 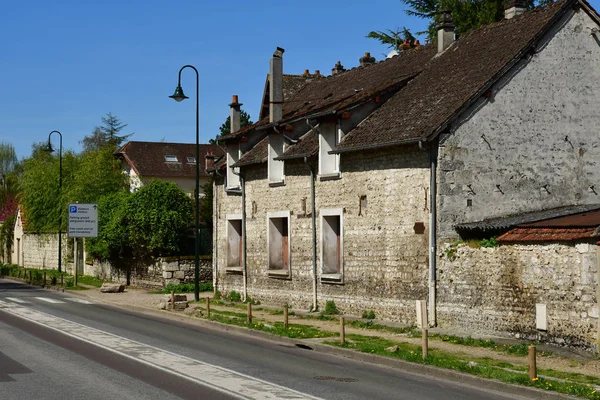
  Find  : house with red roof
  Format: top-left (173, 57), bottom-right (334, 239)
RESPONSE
top-left (210, 0), bottom-right (600, 350)
top-left (114, 141), bottom-right (224, 197)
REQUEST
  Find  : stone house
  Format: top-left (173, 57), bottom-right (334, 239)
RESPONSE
top-left (114, 141), bottom-right (223, 196)
top-left (210, 0), bottom-right (600, 348)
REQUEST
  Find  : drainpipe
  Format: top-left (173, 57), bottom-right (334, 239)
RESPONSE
top-left (212, 171), bottom-right (219, 296)
top-left (232, 168), bottom-right (247, 302)
top-left (419, 140), bottom-right (438, 327)
top-left (306, 119), bottom-right (319, 311)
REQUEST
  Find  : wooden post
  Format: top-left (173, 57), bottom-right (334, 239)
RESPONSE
top-left (29, 271), bottom-right (32, 283)
top-left (247, 302), bottom-right (252, 324)
top-left (422, 328), bottom-right (429, 360)
top-left (44, 272), bottom-right (47, 286)
top-left (284, 305), bottom-right (289, 328)
top-left (205, 297), bottom-right (210, 317)
top-left (60, 273), bottom-right (63, 286)
top-left (528, 345), bottom-right (537, 381)
top-left (171, 290), bottom-right (175, 311)
top-left (340, 317), bottom-right (345, 344)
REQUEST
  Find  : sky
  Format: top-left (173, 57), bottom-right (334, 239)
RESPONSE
top-left (2, 0), bottom-right (598, 160)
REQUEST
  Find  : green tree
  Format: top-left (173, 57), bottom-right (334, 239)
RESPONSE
top-left (87, 191), bottom-right (131, 261)
top-left (210, 110), bottom-right (253, 144)
top-left (366, 27), bottom-right (416, 51)
top-left (198, 177), bottom-right (213, 228)
top-left (81, 113), bottom-right (133, 152)
top-left (369, 0), bottom-right (551, 45)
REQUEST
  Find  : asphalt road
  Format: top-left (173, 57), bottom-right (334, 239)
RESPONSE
top-left (0, 279), bottom-right (531, 400)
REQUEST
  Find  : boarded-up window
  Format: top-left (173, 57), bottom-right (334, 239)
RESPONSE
top-left (268, 216), bottom-right (289, 271)
top-left (227, 219), bottom-right (242, 268)
top-left (322, 215), bottom-right (341, 274)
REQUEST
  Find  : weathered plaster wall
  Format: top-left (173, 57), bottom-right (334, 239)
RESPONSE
top-left (215, 146), bottom-right (430, 321)
top-left (437, 9), bottom-right (600, 240)
top-left (437, 242), bottom-right (599, 350)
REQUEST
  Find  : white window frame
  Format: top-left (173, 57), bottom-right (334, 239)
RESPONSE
top-left (226, 143), bottom-right (240, 190)
top-left (267, 210), bottom-right (291, 278)
top-left (318, 122), bottom-right (340, 179)
top-left (187, 156), bottom-right (196, 163)
top-left (225, 214), bottom-right (243, 273)
top-left (164, 155), bottom-right (178, 162)
top-left (268, 134), bottom-right (285, 185)
top-left (320, 208), bottom-right (344, 283)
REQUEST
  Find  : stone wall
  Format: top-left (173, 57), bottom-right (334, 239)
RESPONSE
top-left (22, 233), bottom-right (68, 270)
top-left (437, 9), bottom-right (600, 241)
top-left (437, 242), bottom-right (599, 351)
top-left (89, 256), bottom-right (212, 289)
top-left (215, 145), bottom-right (430, 322)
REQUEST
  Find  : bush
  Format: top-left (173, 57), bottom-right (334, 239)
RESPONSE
top-left (162, 282), bottom-right (213, 294)
top-left (362, 310), bottom-right (376, 319)
top-left (225, 291), bottom-right (242, 302)
top-left (323, 300), bottom-right (339, 315)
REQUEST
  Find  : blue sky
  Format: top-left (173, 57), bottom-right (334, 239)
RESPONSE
top-left (1, 0), bottom-right (597, 159)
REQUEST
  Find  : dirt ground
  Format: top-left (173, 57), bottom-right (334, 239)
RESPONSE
top-left (77, 285), bottom-right (600, 380)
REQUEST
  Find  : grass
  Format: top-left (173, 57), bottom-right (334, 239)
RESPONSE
top-left (416, 333), bottom-right (551, 357)
top-left (65, 285), bottom-right (89, 291)
top-left (349, 320), bottom-right (416, 335)
top-left (152, 282), bottom-right (213, 294)
top-left (324, 334), bottom-right (600, 399)
top-left (77, 275), bottom-right (104, 287)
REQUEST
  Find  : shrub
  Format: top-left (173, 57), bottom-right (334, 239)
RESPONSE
top-left (225, 291), bottom-right (242, 302)
top-left (362, 310), bottom-right (376, 319)
top-left (323, 300), bottom-right (339, 315)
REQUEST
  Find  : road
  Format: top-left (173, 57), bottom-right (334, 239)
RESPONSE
top-left (0, 279), bottom-right (529, 400)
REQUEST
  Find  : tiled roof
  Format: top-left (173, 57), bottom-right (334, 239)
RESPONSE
top-left (233, 137), bottom-right (269, 167)
top-left (336, 0), bottom-right (571, 150)
top-left (455, 204), bottom-right (600, 232)
top-left (498, 227), bottom-right (597, 242)
top-left (0, 195), bottom-right (17, 223)
top-left (497, 208), bottom-right (600, 242)
top-left (259, 74), bottom-right (318, 120)
top-left (219, 45), bottom-right (437, 143)
top-left (115, 141), bottom-right (224, 178)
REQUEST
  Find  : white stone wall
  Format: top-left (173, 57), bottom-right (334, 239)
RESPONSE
top-left (215, 146), bottom-right (430, 321)
top-left (437, 9), bottom-right (600, 240)
top-left (21, 233), bottom-right (68, 270)
top-left (437, 242), bottom-right (599, 351)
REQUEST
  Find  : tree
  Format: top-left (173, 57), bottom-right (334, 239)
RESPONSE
top-left (209, 110), bottom-right (253, 144)
top-left (88, 181), bottom-right (193, 263)
top-left (366, 27), bottom-right (416, 51)
top-left (369, 0), bottom-right (551, 45)
top-left (81, 113), bottom-right (133, 152)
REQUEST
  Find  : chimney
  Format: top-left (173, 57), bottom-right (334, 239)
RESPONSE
top-left (269, 47), bottom-right (285, 123)
top-left (229, 94), bottom-right (242, 133)
top-left (303, 69), bottom-right (310, 77)
top-left (505, 0), bottom-right (527, 19)
top-left (314, 70), bottom-right (322, 78)
top-left (437, 11), bottom-right (455, 53)
top-left (400, 39), bottom-right (411, 50)
top-left (205, 152), bottom-right (216, 170)
top-left (332, 61), bottom-right (345, 75)
top-left (359, 52), bottom-right (376, 67)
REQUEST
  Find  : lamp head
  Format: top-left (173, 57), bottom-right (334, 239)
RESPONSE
top-left (169, 85), bottom-right (188, 102)
top-left (44, 141), bottom-right (54, 153)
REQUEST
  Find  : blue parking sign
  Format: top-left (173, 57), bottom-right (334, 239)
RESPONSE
top-left (70, 205), bottom-right (78, 213)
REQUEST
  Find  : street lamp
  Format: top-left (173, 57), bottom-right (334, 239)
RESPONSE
top-left (45, 130), bottom-right (63, 273)
top-left (169, 65), bottom-right (200, 301)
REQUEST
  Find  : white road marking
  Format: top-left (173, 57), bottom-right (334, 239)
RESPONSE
top-left (64, 298), bottom-right (93, 304)
top-left (0, 300), bottom-right (322, 400)
top-left (33, 297), bottom-right (65, 304)
top-left (5, 297), bottom-right (28, 304)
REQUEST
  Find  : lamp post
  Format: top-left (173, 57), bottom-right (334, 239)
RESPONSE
top-left (169, 65), bottom-right (200, 301)
top-left (45, 130), bottom-right (63, 273)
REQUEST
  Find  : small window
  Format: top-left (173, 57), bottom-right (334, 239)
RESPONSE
top-left (321, 208), bottom-right (343, 282)
top-left (319, 122), bottom-right (340, 177)
top-left (165, 155), bottom-right (178, 162)
top-left (187, 157), bottom-right (196, 163)
top-left (267, 211), bottom-right (291, 276)
top-left (226, 215), bottom-right (243, 271)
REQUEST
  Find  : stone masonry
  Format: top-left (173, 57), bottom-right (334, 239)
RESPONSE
top-left (215, 146), bottom-right (430, 322)
top-left (437, 10), bottom-right (600, 241)
top-left (437, 242), bottom-right (600, 351)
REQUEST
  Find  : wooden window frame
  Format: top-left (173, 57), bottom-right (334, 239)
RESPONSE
top-left (267, 211), bottom-right (291, 279)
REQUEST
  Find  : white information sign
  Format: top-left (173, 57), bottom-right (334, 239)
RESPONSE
top-left (68, 204), bottom-right (98, 238)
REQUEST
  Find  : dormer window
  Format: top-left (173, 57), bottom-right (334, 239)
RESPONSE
top-left (318, 122), bottom-right (340, 177)
top-left (226, 143), bottom-right (240, 190)
top-left (164, 155), bottom-right (178, 162)
top-left (268, 134), bottom-right (284, 185)
top-left (187, 157), bottom-right (196, 163)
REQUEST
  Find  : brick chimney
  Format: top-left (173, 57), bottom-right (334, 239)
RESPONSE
top-left (205, 151), bottom-right (216, 170)
top-left (437, 10), bottom-right (455, 53)
top-left (332, 61), bottom-right (345, 75)
top-left (359, 52), bottom-right (376, 67)
top-left (229, 94), bottom-right (242, 133)
top-left (505, 0), bottom-right (527, 19)
top-left (269, 47), bottom-right (285, 123)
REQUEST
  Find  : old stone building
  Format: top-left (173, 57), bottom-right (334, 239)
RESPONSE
top-left (210, 0), bottom-right (600, 349)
